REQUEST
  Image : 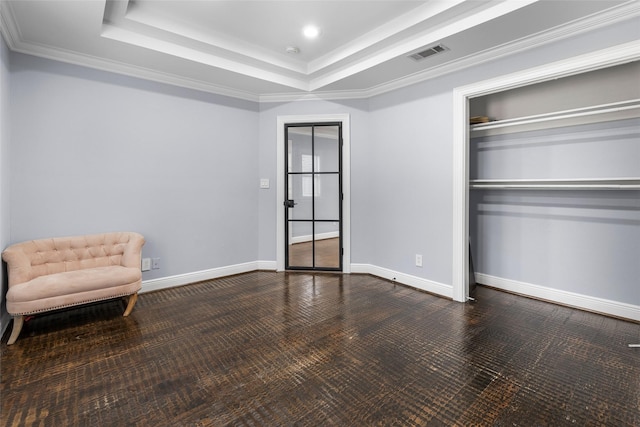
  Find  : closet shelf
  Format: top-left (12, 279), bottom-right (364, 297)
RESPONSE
top-left (469, 178), bottom-right (640, 190)
top-left (470, 99), bottom-right (640, 132)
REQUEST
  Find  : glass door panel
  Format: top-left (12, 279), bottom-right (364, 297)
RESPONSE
top-left (287, 127), bottom-right (313, 173)
top-left (313, 228), bottom-right (340, 268)
top-left (287, 174), bottom-right (313, 220)
top-left (287, 221), bottom-right (313, 268)
top-left (314, 174), bottom-right (340, 220)
top-left (315, 126), bottom-right (339, 172)
top-left (285, 123), bottom-right (342, 271)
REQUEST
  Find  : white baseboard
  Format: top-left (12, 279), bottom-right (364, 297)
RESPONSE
top-left (351, 263), bottom-right (453, 299)
top-left (141, 261), bottom-right (452, 300)
top-left (256, 260), bottom-right (278, 270)
top-left (290, 231), bottom-right (339, 244)
top-left (141, 261), bottom-right (275, 294)
top-left (476, 273), bottom-right (640, 322)
top-left (141, 265), bottom-right (640, 322)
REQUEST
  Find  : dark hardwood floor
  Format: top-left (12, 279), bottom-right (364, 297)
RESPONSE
top-left (1, 271), bottom-right (638, 426)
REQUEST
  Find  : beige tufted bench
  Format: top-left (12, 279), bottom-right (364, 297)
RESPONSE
top-left (2, 232), bottom-right (145, 345)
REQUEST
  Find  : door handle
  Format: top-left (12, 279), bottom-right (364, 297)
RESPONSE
top-left (284, 199), bottom-right (297, 208)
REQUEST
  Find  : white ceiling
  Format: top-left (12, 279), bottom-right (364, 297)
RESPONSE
top-left (1, 1), bottom-right (638, 101)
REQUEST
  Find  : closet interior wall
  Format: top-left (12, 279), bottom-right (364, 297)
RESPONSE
top-left (468, 61), bottom-right (640, 316)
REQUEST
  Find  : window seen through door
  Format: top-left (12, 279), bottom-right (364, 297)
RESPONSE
top-left (302, 154), bottom-right (320, 197)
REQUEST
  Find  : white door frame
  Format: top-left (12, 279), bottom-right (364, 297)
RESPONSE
top-left (451, 40), bottom-right (640, 302)
top-left (276, 114), bottom-right (351, 272)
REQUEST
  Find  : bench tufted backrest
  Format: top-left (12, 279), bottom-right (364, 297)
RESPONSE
top-left (2, 232), bottom-right (145, 286)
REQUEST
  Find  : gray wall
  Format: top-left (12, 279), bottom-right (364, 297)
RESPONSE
top-left (9, 53), bottom-right (260, 281)
top-left (470, 118), bottom-right (640, 180)
top-left (1, 34), bottom-right (10, 333)
top-left (367, 85), bottom-right (456, 285)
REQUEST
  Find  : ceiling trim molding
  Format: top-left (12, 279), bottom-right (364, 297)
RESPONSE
top-left (104, 0), bottom-right (534, 93)
top-left (363, 0), bottom-right (640, 98)
top-left (262, 1), bottom-right (640, 102)
top-left (0, 1), bottom-right (21, 49)
top-left (307, 0), bottom-right (538, 91)
top-left (2, 1), bottom-right (639, 105)
top-left (118, 4), bottom-right (308, 75)
top-left (306, 0), bottom-right (468, 75)
top-left (0, 2), bottom-right (260, 103)
top-left (101, 23), bottom-right (310, 92)
top-left (259, 89), bottom-right (371, 103)
top-left (6, 37), bottom-right (262, 102)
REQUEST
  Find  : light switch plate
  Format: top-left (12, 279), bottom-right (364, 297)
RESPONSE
top-left (260, 178), bottom-right (270, 189)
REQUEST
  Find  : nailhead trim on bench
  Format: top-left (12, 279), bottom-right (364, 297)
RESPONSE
top-left (11, 291), bottom-right (137, 316)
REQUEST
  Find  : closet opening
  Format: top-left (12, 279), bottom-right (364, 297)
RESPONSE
top-left (452, 44), bottom-right (640, 322)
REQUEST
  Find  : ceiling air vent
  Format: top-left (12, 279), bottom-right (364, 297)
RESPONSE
top-left (409, 44), bottom-right (449, 61)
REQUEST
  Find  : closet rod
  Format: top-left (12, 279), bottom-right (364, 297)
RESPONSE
top-left (470, 184), bottom-right (640, 190)
top-left (469, 178), bottom-right (640, 190)
top-left (470, 99), bottom-right (640, 131)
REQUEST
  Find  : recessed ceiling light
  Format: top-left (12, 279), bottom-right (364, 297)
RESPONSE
top-left (303, 25), bottom-right (320, 39)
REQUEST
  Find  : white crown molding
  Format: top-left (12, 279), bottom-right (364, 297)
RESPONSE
top-left (120, 3), bottom-right (308, 75)
top-left (0, 1), bottom-right (21, 48)
top-left (306, 0), bottom-right (468, 75)
top-left (263, 0), bottom-right (640, 102)
top-left (308, 0), bottom-right (539, 92)
top-left (112, 0), bottom-right (474, 83)
top-left (366, 1), bottom-right (640, 98)
top-left (101, 23), bottom-right (311, 92)
top-left (4, 36), bottom-right (262, 103)
top-left (259, 88), bottom-right (371, 103)
top-left (476, 273), bottom-right (640, 322)
top-left (2, 1), bottom-right (639, 104)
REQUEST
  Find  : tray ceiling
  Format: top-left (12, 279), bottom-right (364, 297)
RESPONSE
top-left (1, 1), bottom-right (638, 101)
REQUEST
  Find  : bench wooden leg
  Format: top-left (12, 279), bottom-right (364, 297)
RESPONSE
top-left (7, 315), bottom-right (24, 345)
top-left (123, 293), bottom-right (138, 317)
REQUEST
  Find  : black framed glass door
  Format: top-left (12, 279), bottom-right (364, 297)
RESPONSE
top-left (285, 123), bottom-right (342, 271)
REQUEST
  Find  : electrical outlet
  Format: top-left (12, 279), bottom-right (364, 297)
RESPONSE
top-left (152, 258), bottom-right (160, 270)
top-left (415, 254), bottom-right (423, 267)
top-left (141, 258), bottom-right (151, 271)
